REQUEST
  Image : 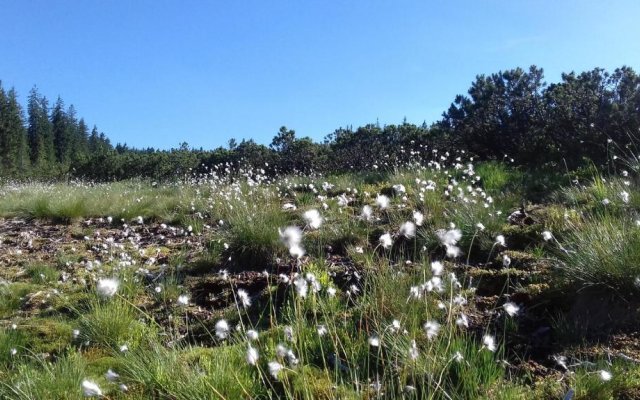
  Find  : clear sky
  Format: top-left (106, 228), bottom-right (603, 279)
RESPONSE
top-left (1, 1), bottom-right (639, 150)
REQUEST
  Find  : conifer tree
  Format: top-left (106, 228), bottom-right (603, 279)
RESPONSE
top-left (74, 117), bottom-right (89, 162)
top-left (0, 85), bottom-right (30, 176)
top-left (51, 97), bottom-right (71, 164)
top-left (27, 87), bottom-right (55, 170)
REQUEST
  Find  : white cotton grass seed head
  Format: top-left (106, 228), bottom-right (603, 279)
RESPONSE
top-left (282, 203), bottom-right (296, 211)
top-left (413, 210), bottom-right (424, 226)
top-left (599, 370), bottom-right (613, 381)
top-left (423, 320), bottom-right (441, 340)
top-left (393, 184), bottom-right (406, 194)
top-left (361, 205), bottom-right (374, 221)
top-left (237, 289), bottom-right (251, 308)
top-left (379, 233), bottom-right (393, 249)
top-left (503, 254), bottom-right (511, 267)
top-left (96, 278), bottom-right (119, 298)
top-left (456, 313), bottom-right (469, 328)
top-left (483, 335), bottom-right (496, 352)
top-left (391, 319), bottom-right (401, 332)
top-left (376, 194), bottom-right (390, 209)
top-left (453, 294), bottom-right (467, 306)
top-left (445, 244), bottom-right (461, 258)
top-left (246, 346), bottom-right (259, 366)
top-left (279, 226), bottom-right (305, 258)
top-left (399, 221), bottom-right (416, 238)
top-left (278, 226), bottom-right (302, 248)
top-left (542, 231), bottom-right (553, 241)
top-left (81, 380), bottom-right (103, 397)
top-left (105, 369), bottom-right (120, 382)
top-left (620, 191), bottom-right (630, 204)
top-left (303, 209), bottom-right (323, 229)
top-left (293, 277), bottom-right (308, 298)
top-left (436, 228), bottom-right (462, 258)
top-left (503, 302), bottom-right (520, 317)
top-left (288, 244), bottom-right (305, 259)
top-left (409, 285), bottom-right (422, 300)
top-left (409, 340), bottom-right (419, 360)
top-left (284, 325), bottom-right (294, 341)
top-left (431, 261), bottom-right (444, 276)
top-left (495, 235), bottom-right (506, 247)
top-left (268, 361), bottom-right (284, 379)
top-left (246, 329), bottom-right (259, 341)
top-left (177, 294), bottom-right (189, 306)
top-left (215, 319), bottom-right (230, 339)
top-left (285, 349), bottom-right (299, 366)
top-left (276, 343), bottom-right (288, 359)
top-left (368, 334), bottom-right (380, 347)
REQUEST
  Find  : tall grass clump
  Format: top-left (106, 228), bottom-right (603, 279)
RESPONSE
top-left (77, 297), bottom-right (153, 350)
top-left (555, 214), bottom-right (640, 294)
top-left (117, 342), bottom-right (265, 399)
top-left (0, 282), bottom-right (37, 318)
top-left (225, 204), bottom-right (295, 270)
top-left (0, 352), bottom-right (90, 399)
top-left (475, 162), bottom-right (522, 193)
top-left (0, 328), bottom-right (28, 368)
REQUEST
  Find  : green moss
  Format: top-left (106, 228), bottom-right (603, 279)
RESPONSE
top-left (501, 223), bottom-right (544, 250)
top-left (291, 365), bottom-right (337, 399)
top-left (0, 281), bottom-right (39, 318)
top-left (21, 318), bottom-right (74, 355)
top-left (26, 263), bottom-right (60, 284)
top-left (50, 290), bottom-right (92, 316)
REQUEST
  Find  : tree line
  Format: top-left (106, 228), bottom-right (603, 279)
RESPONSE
top-left (0, 84), bottom-right (112, 178)
top-left (1, 65), bottom-right (638, 181)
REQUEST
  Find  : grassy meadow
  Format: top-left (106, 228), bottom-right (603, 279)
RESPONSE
top-left (0, 153), bottom-right (639, 399)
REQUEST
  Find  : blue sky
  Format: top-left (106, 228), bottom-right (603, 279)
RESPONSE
top-left (1, 1), bottom-right (639, 150)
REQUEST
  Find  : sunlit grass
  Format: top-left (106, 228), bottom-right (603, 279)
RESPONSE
top-left (0, 160), bottom-right (637, 398)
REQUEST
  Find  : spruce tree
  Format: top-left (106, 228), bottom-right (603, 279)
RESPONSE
top-left (27, 87), bottom-right (55, 170)
top-left (74, 117), bottom-right (89, 162)
top-left (0, 83), bottom-right (7, 174)
top-left (0, 85), bottom-right (30, 176)
top-left (51, 97), bottom-right (70, 165)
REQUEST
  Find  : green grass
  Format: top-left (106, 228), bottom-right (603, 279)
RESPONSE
top-left (76, 297), bottom-right (153, 351)
top-left (0, 160), bottom-right (639, 398)
top-left (555, 213), bottom-right (640, 294)
top-left (0, 282), bottom-right (37, 318)
top-left (0, 351), bottom-right (94, 400)
top-left (26, 263), bottom-right (60, 284)
top-left (116, 343), bottom-right (265, 399)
